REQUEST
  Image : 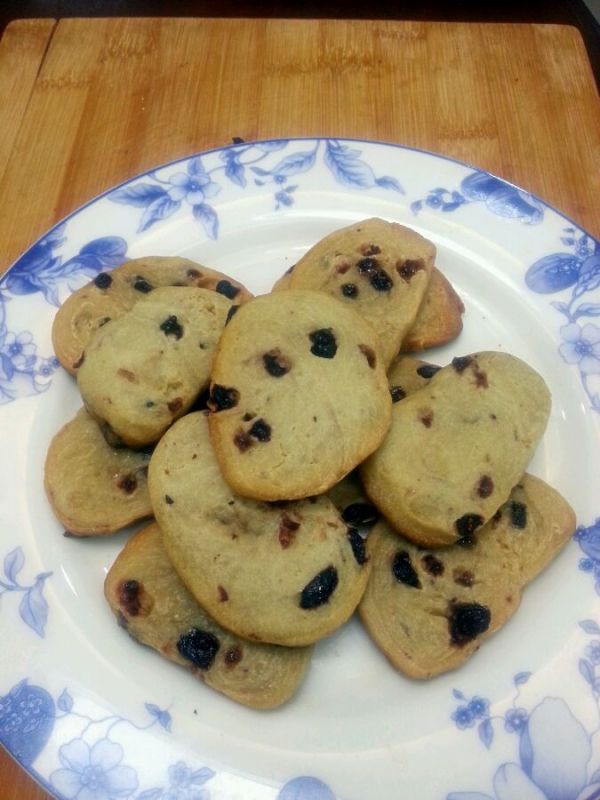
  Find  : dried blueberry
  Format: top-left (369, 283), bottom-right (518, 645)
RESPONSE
top-left (116, 474), bottom-right (137, 494)
top-left (370, 269), bottom-right (393, 292)
top-left (416, 364), bottom-right (441, 379)
top-left (510, 501), bottom-right (527, 529)
top-left (165, 495), bottom-right (174, 505)
top-left (249, 418), bottom-right (271, 442)
top-left (93, 272), bottom-right (112, 289)
top-left (263, 349), bottom-right (291, 377)
top-left (160, 315), bottom-right (183, 339)
top-left (392, 551), bottom-right (421, 589)
top-left (176, 628), bottom-right (220, 670)
top-left (341, 283), bottom-right (358, 298)
top-left (342, 502), bottom-right (379, 528)
top-left (208, 385), bottom-right (240, 411)
top-left (390, 385), bottom-right (406, 403)
top-left (449, 602), bottom-right (491, 646)
top-left (216, 280), bottom-right (240, 299)
top-left (309, 328), bottom-right (337, 358)
top-left (133, 276), bottom-right (153, 293)
top-left (299, 566), bottom-right (338, 609)
top-left (357, 257), bottom-right (378, 274)
top-left (421, 554), bottom-right (444, 576)
top-left (347, 528), bottom-right (368, 565)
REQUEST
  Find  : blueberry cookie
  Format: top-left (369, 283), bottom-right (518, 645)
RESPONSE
top-left (44, 408), bottom-right (152, 535)
top-left (359, 475), bottom-right (575, 678)
top-left (77, 287), bottom-right (232, 447)
top-left (104, 523), bottom-right (313, 708)
top-left (271, 218), bottom-right (435, 365)
top-left (148, 412), bottom-right (371, 647)
top-left (361, 352), bottom-right (551, 547)
top-left (207, 289), bottom-right (392, 501)
top-left (273, 266), bottom-right (464, 355)
top-left (52, 256), bottom-right (252, 375)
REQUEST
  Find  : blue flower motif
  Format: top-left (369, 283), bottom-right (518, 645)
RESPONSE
top-left (504, 707), bottom-right (528, 733)
top-left (50, 737), bottom-right (138, 800)
top-left (559, 322), bottom-right (600, 375)
top-left (167, 168), bottom-right (220, 205)
top-left (451, 705), bottom-right (476, 729)
top-left (1, 331), bottom-right (36, 372)
top-left (468, 696), bottom-right (489, 719)
top-left (580, 557), bottom-right (594, 572)
top-left (162, 761), bottom-right (214, 800)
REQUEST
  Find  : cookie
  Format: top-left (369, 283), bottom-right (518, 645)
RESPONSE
top-left (401, 268), bottom-right (464, 353)
top-left (44, 407), bottom-right (152, 535)
top-left (271, 218), bottom-right (435, 366)
top-left (104, 523), bottom-right (312, 708)
top-left (359, 474), bottom-right (575, 678)
top-left (77, 287), bottom-right (232, 448)
top-left (148, 412), bottom-right (371, 647)
top-left (274, 267), bottom-right (464, 356)
top-left (52, 256), bottom-right (252, 375)
top-left (207, 289), bottom-right (392, 501)
top-left (361, 351), bottom-right (551, 547)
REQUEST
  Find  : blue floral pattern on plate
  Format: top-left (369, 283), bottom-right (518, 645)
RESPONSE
top-left (1, 138), bottom-right (599, 800)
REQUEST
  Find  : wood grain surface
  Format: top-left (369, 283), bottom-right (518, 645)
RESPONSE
top-left (1, 16), bottom-right (599, 800)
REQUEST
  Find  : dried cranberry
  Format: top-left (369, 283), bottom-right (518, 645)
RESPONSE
top-left (177, 628), bottom-right (220, 669)
top-left (299, 566), bottom-right (338, 609)
top-left (119, 580), bottom-right (141, 616)
top-left (224, 645), bottom-right (243, 666)
top-left (477, 475), bottom-right (494, 498)
top-left (397, 259), bottom-right (424, 281)
top-left (116, 474), bottom-right (137, 494)
top-left (279, 514), bottom-right (300, 548)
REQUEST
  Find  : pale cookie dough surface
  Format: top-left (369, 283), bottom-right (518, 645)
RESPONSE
top-left (275, 218), bottom-right (435, 366)
top-left (77, 287), bottom-right (232, 447)
top-left (208, 289), bottom-right (392, 501)
top-left (359, 475), bottom-right (575, 679)
top-left (148, 413), bottom-right (371, 647)
top-left (44, 407), bottom-right (152, 535)
top-left (361, 351), bottom-right (551, 547)
top-left (104, 523), bottom-right (313, 709)
top-left (52, 256), bottom-right (252, 375)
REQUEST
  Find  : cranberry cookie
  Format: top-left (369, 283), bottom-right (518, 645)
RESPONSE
top-left (52, 256), bottom-right (251, 375)
top-left (44, 407), bottom-right (152, 535)
top-left (361, 352), bottom-right (551, 547)
top-left (207, 289), bottom-right (392, 501)
top-left (359, 475), bottom-right (575, 678)
top-left (148, 413), bottom-right (371, 647)
top-left (77, 287), bottom-right (232, 448)
top-left (105, 523), bottom-right (313, 708)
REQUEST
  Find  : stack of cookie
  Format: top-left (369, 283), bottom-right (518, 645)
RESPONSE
top-left (44, 218), bottom-right (575, 708)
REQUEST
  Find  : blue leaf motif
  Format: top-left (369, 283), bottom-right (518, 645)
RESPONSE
top-left (324, 142), bottom-right (376, 189)
top-left (375, 176), bottom-right (405, 193)
top-left (580, 535), bottom-right (600, 561)
top-left (278, 776), bottom-right (336, 800)
top-left (145, 702), bottom-right (171, 728)
top-left (579, 620), bottom-right (600, 635)
top-left (452, 689), bottom-right (466, 700)
top-left (579, 658), bottom-right (595, 685)
top-left (410, 200), bottom-right (424, 214)
top-left (1, 353), bottom-right (14, 381)
top-left (79, 237), bottom-right (128, 267)
top-left (574, 303), bottom-right (600, 319)
top-left (224, 157), bottom-right (246, 188)
top-left (57, 689), bottom-right (73, 712)
top-left (187, 156), bottom-right (206, 176)
top-left (110, 184), bottom-right (168, 208)
top-left (478, 718), bottom-right (494, 749)
top-left (137, 789), bottom-right (163, 800)
top-left (193, 204), bottom-right (219, 240)
top-left (525, 253), bottom-right (582, 294)
top-left (550, 301), bottom-right (570, 315)
top-left (139, 197), bottom-right (181, 233)
top-left (190, 768), bottom-right (216, 785)
top-left (514, 671), bottom-right (532, 686)
top-left (19, 574), bottom-right (51, 637)
top-left (3, 547), bottom-right (24, 584)
top-left (269, 150), bottom-right (317, 178)
top-left (460, 172), bottom-right (504, 201)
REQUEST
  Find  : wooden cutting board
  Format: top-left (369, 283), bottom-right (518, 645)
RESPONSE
top-left (1, 16), bottom-right (599, 800)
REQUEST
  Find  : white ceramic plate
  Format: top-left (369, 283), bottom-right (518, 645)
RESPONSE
top-left (2, 138), bottom-right (600, 800)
